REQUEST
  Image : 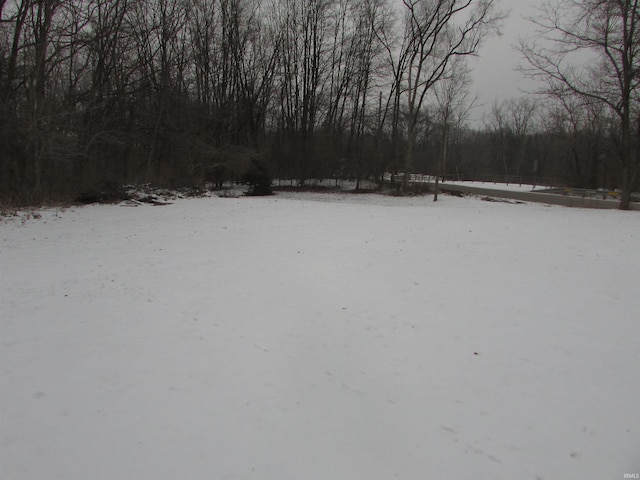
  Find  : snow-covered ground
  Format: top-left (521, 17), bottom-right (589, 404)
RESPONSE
top-left (443, 181), bottom-right (544, 192)
top-left (1, 193), bottom-right (639, 480)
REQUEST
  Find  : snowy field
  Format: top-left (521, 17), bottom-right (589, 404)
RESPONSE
top-left (1, 192), bottom-right (639, 480)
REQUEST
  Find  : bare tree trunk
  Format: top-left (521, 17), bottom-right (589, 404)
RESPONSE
top-left (434, 125), bottom-right (448, 201)
top-left (25, 0), bottom-right (57, 197)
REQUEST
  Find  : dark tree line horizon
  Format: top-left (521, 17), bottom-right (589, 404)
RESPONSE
top-left (1, 0), bottom-right (638, 207)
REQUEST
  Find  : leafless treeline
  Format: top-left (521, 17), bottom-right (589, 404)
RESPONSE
top-left (0, 0), bottom-right (638, 207)
top-left (0, 0), bottom-right (399, 202)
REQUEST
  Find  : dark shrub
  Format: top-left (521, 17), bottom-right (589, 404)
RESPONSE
top-left (243, 159), bottom-right (273, 196)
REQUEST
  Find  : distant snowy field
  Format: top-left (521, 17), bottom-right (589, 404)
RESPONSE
top-left (1, 193), bottom-right (639, 480)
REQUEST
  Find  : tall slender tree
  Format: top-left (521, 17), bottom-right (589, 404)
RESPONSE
top-left (520, 0), bottom-right (640, 209)
top-left (432, 56), bottom-right (476, 200)
top-left (398, 0), bottom-right (501, 190)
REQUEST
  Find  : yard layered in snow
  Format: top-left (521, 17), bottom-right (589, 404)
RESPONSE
top-left (1, 192), bottom-right (639, 480)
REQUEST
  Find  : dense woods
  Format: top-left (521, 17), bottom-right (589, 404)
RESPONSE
top-left (1, 0), bottom-right (638, 207)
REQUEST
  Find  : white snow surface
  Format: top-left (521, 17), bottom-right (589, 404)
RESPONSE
top-left (442, 181), bottom-right (551, 192)
top-left (1, 193), bottom-right (639, 480)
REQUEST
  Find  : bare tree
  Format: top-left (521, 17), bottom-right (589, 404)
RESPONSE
top-left (485, 96), bottom-right (537, 184)
top-left (398, 0), bottom-right (501, 191)
top-left (272, 0), bottom-right (331, 182)
top-left (541, 95), bottom-right (611, 188)
top-left (373, 0), bottom-right (406, 184)
top-left (432, 56), bottom-right (477, 200)
top-left (232, 2), bottom-right (281, 148)
top-left (520, 0), bottom-right (640, 209)
top-left (344, 0), bottom-right (387, 188)
top-left (21, 0), bottom-right (60, 197)
top-left (1, 0), bottom-right (34, 199)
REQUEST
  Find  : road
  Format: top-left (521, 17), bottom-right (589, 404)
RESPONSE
top-left (434, 182), bottom-right (640, 210)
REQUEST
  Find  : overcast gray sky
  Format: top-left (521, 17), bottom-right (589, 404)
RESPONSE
top-left (469, 0), bottom-right (540, 124)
